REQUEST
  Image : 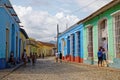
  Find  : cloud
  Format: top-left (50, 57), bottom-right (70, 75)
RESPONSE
top-left (76, 0), bottom-right (112, 12)
top-left (13, 5), bottom-right (79, 42)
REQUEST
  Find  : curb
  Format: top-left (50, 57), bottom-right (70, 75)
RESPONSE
top-left (62, 60), bottom-right (120, 72)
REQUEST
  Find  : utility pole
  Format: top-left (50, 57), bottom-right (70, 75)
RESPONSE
top-left (57, 24), bottom-right (59, 52)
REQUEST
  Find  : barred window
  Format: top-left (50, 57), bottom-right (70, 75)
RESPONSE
top-left (61, 39), bottom-right (65, 56)
top-left (114, 13), bottom-right (120, 58)
top-left (88, 27), bottom-right (93, 57)
top-left (77, 31), bottom-right (80, 56)
top-left (70, 34), bottom-right (75, 56)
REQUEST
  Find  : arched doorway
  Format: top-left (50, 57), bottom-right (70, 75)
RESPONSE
top-left (98, 19), bottom-right (108, 58)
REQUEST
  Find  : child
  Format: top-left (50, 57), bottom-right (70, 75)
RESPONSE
top-left (102, 48), bottom-right (107, 67)
top-left (97, 47), bottom-right (103, 67)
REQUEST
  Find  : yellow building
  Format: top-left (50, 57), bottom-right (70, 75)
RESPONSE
top-left (37, 41), bottom-right (55, 57)
top-left (26, 38), bottom-right (39, 57)
top-left (19, 28), bottom-right (29, 59)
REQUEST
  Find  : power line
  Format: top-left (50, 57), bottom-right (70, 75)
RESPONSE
top-left (38, 0), bottom-right (109, 26)
top-left (70, 0), bottom-right (100, 14)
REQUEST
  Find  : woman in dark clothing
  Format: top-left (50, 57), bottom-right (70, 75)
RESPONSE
top-left (59, 52), bottom-right (62, 63)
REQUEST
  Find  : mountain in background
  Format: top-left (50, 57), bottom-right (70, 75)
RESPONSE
top-left (49, 40), bottom-right (56, 44)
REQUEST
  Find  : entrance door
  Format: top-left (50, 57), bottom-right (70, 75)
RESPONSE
top-left (16, 36), bottom-right (18, 60)
top-left (6, 29), bottom-right (9, 62)
top-left (98, 19), bottom-right (108, 58)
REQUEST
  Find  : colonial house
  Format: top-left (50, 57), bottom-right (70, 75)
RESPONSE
top-left (19, 28), bottom-right (29, 60)
top-left (0, 0), bottom-right (21, 69)
top-left (58, 0), bottom-right (120, 68)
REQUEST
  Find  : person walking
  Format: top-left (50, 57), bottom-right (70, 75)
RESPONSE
top-left (22, 49), bottom-right (27, 66)
top-left (55, 51), bottom-right (59, 62)
top-left (42, 53), bottom-right (44, 59)
top-left (32, 53), bottom-right (36, 66)
top-left (97, 47), bottom-right (103, 67)
top-left (59, 51), bottom-right (62, 63)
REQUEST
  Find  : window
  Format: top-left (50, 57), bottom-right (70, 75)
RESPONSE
top-left (88, 27), bottom-right (93, 57)
top-left (76, 31), bottom-right (80, 56)
top-left (70, 34), bottom-right (75, 56)
top-left (114, 13), bottom-right (120, 58)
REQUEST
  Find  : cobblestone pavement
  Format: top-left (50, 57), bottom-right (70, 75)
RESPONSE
top-left (2, 57), bottom-right (120, 80)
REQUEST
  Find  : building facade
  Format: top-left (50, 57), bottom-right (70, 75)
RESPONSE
top-left (0, 0), bottom-right (21, 69)
top-left (58, 24), bottom-right (84, 63)
top-left (83, 0), bottom-right (120, 68)
top-left (37, 41), bottom-right (55, 57)
top-left (19, 28), bottom-right (29, 60)
top-left (58, 0), bottom-right (120, 68)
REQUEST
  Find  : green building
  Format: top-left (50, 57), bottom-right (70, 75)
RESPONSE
top-left (81, 0), bottom-right (120, 68)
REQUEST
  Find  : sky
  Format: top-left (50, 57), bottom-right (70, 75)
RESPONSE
top-left (10, 0), bottom-right (112, 42)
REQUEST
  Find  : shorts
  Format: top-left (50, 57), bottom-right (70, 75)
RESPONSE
top-left (102, 54), bottom-right (106, 60)
top-left (98, 57), bottom-right (102, 61)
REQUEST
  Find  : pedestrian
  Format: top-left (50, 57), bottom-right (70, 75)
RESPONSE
top-left (22, 49), bottom-right (27, 66)
top-left (59, 51), bottom-right (62, 63)
top-left (102, 37), bottom-right (109, 67)
top-left (55, 51), bottom-right (59, 62)
top-left (42, 53), bottom-right (44, 59)
top-left (97, 47), bottom-right (103, 67)
top-left (32, 53), bottom-right (36, 66)
top-left (39, 54), bottom-right (41, 58)
top-left (9, 51), bottom-right (15, 65)
top-left (102, 48), bottom-right (107, 67)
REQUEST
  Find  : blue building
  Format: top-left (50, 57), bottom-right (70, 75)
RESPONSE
top-left (0, 0), bottom-right (21, 69)
top-left (58, 23), bottom-right (84, 63)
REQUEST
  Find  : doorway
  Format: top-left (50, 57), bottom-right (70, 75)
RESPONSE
top-left (6, 28), bottom-right (9, 62)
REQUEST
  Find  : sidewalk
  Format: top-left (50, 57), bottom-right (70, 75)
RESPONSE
top-left (62, 60), bottom-right (120, 72)
top-left (0, 62), bottom-right (23, 80)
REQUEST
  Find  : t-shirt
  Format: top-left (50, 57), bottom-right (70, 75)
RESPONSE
top-left (55, 53), bottom-right (59, 57)
top-left (97, 51), bottom-right (102, 57)
top-left (102, 40), bottom-right (108, 51)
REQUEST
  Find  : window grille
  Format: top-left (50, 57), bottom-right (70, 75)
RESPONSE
top-left (88, 27), bottom-right (93, 57)
top-left (76, 31), bottom-right (80, 56)
top-left (114, 14), bottom-right (120, 58)
top-left (70, 34), bottom-right (75, 56)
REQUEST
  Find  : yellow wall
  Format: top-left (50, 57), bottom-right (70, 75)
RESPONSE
top-left (20, 32), bottom-right (27, 58)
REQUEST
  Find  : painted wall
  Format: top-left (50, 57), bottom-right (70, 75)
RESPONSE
top-left (20, 32), bottom-right (27, 59)
top-left (0, 7), bottom-right (20, 69)
top-left (58, 24), bottom-right (84, 63)
top-left (83, 3), bottom-right (120, 65)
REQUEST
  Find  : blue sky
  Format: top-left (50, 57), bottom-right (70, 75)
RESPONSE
top-left (10, 0), bottom-right (112, 42)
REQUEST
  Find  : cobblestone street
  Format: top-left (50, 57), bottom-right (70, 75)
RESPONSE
top-left (1, 57), bottom-right (120, 80)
